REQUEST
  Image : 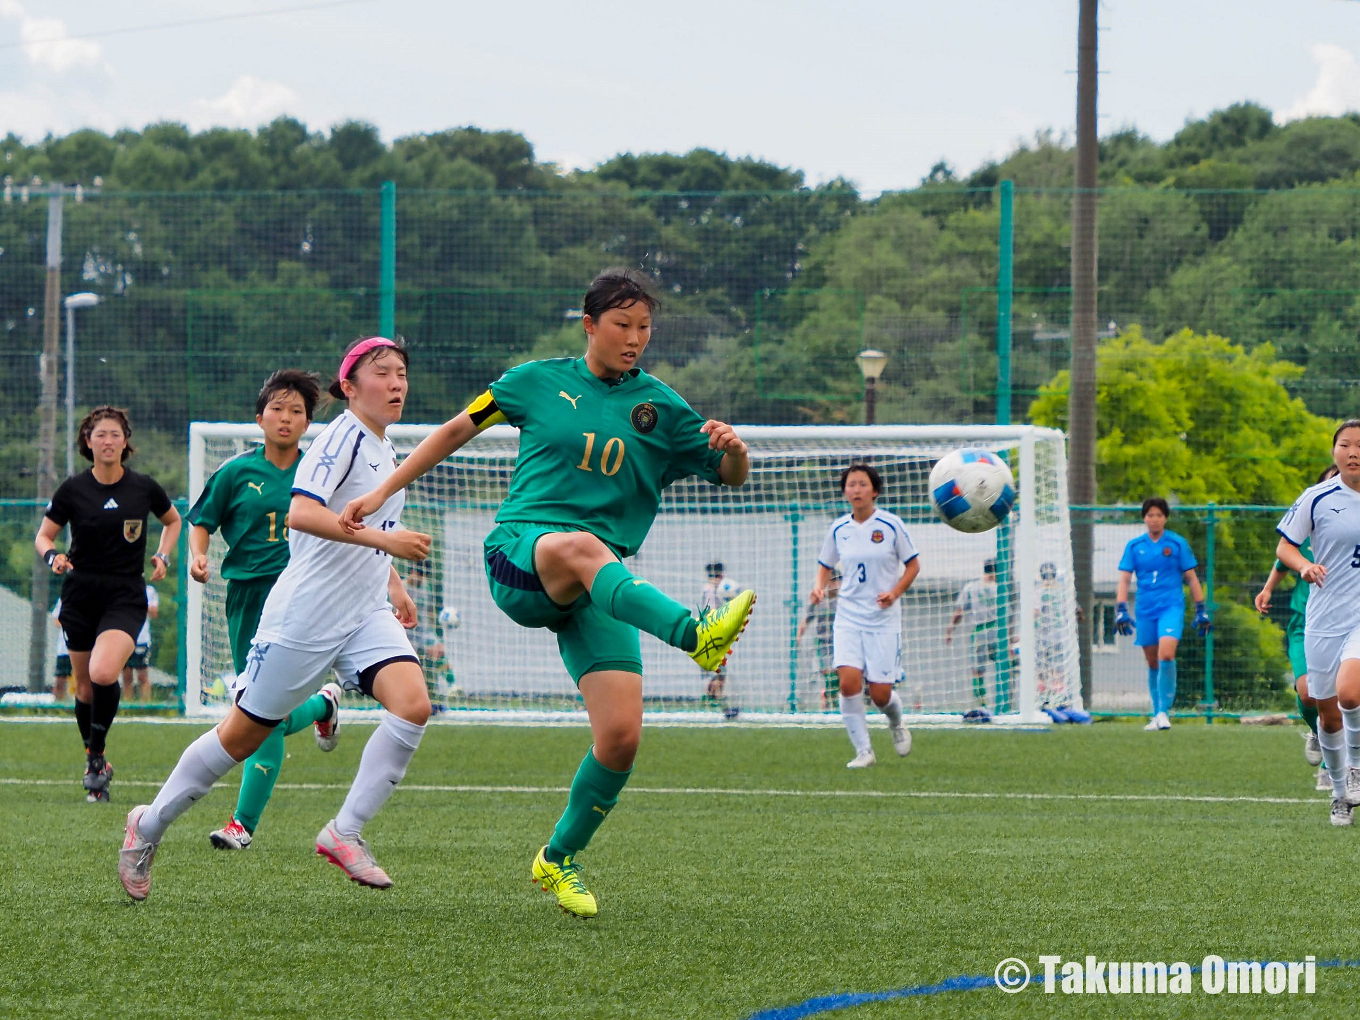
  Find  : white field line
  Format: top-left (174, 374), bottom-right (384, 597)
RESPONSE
top-left (0, 776), bottom-right (1322, 806)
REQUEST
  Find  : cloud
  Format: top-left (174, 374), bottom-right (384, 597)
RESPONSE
top-left (0, 0), bottom-right (104, 74)
top-left (187, 75), bottom-right (302, 131)
top-left (1280, 43), bottom-right (1360, 122)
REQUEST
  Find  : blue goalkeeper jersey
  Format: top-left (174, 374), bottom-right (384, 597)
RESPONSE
top-left (1118, 529), bottom-right (1197, 612)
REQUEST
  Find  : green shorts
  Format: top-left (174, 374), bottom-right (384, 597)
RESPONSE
top-left (484, 522), bottom-right (642, 684)
top-left (225, 575), bottom-right (280, 675)
top-left (1287, 611), bottom-right (1307, 681)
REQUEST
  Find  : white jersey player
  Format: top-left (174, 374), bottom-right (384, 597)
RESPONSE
top-left (698, 560), bottom-right (737, 707)
top-left (1277, 418), bottom-right (1360, 826)
top-left (120, 338), bottom-right (435, 900)
top-left (810, 463), bottom-right (920, 769)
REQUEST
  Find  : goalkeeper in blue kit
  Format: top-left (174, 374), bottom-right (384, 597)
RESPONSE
top-left (341, 267), bottom-right (756, 918)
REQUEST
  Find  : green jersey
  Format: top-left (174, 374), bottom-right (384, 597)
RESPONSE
top-left (187, 446), bottom-right (299, 580)
top-left (486, 357), bottom-right (725, 558)
top-left (1275, 538), bottom-right (1314, 618)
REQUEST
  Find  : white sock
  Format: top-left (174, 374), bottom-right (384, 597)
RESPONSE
top-left (1320, 726), bottom-right (1347, 799)
top-left (881, 691), bottom-right (904, 728)
top-left (139, 728), bottom-right (239, 843)
top-left (334, 713), bottom-right (426, 837)
top-left (838, 693), bottom-right (872, 755)
top-left (1342, 706), bottom-right (1360, 768)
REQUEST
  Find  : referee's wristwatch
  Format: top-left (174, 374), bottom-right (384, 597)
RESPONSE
top-left (152, 552), bottom-right (170, 568)
top-left (44, 549), bottom-right (59, 567)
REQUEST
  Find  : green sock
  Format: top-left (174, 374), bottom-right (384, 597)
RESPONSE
top-left (591, 561), bottom-right (698, 651)
top-left (1297, 694), bottom-right (1319, 736)
top-left (235, 724), bottom-right (286, 833)
top-left (281, 691), bottom-right (332, 737)
top-left (546, 748), bottom-right (632, 862)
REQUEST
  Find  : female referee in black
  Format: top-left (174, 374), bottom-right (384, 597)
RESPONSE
top-left (35, 406), bottom-right (181, 802)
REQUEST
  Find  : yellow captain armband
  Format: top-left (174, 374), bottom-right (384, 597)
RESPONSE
top-left (466, 389), bottom-right (507, 430)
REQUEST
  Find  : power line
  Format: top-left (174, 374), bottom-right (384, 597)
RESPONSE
top-left (0, 0), bottom-right (376, 52)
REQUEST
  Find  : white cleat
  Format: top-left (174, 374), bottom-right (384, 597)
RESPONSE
top-left (1332, 797), bottom-right (1354, 827)
top-left (1318, 766), bottom-right (1333, 793)
top-left (1144, 717), bottom-right (1161, 731)
top-left (1303, 730), bottom-right (1323, 767)
top-left (1156, 712), bottom-right (1171, 730)
top-left (314, 683), bottom-right (343, 752)
top-left (846, 750), bottom-right (876, 769)
top-left (1345, 767), bottom-right (1360, 807)
top-left (889, 724), bottom-right (912, 757)
top-left (209, 817), bottom-right (253, 850)
top-left (119, 805), bottom-right (159, 901)
top-left (316, 819), bottom-right (392, 888)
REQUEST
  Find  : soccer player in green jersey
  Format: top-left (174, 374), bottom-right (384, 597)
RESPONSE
top-left (340, 267), bottom-right (756, 918)
top-left (187, 370), bottom-right (342, 849)
top-left (1257, 464), bottom-right (1341, 792)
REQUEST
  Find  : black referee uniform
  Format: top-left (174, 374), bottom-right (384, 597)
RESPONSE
top-left (44, 468), bottom-right (171, 763)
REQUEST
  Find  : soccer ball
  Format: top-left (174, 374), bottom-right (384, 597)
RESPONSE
top-left (438, 605), bottom-right (461, 630)
top-left (928, 448), bottom-right (1016, 534)
top-left (716, 577), bottom-right (741, 602)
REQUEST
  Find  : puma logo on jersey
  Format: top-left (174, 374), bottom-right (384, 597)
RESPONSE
top-left (245, 481), bottom-right (264, 495)
top-left (252, 763), bottom-right (272, 776)
top-left (102, 498), bottom-right (119, 510)
top-left (559, 391), bottom-right (582, 409)
top-left (592, 805), bottom-right (609, 816)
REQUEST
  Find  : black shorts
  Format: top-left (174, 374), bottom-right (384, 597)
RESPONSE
top-left (58, 573), bottom-right (147, 653)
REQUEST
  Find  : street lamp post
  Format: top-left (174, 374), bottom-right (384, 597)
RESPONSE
top-left (63, 292), bottom-right (99, 479)
top-left (856, 349), bottom-right (888, 425)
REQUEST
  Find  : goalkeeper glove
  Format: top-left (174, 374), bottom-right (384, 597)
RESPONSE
top-left (1114, 601), bottom-right (1134, 637)
top-left (1194, 601), bottom-right (1212, 636)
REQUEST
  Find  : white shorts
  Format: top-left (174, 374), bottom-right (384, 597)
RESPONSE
top-left (832, 618), bottom-right (902, 685)
top-left (235, 608), bottom-right (417, 722)
top-left (1304, 626), bottom-right (1360, 701)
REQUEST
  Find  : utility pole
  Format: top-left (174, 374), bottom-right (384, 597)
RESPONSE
top-left (1070, 0), bottom-right (1099, 708)
top-left (4, 179), bottom-right (95, 691)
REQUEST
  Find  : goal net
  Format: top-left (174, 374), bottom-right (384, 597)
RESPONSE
top-left (187, 423), bottom-right (1080, 723)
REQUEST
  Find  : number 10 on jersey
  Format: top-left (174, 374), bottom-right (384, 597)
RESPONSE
top-left (577, 432), bottom-right (625, 476)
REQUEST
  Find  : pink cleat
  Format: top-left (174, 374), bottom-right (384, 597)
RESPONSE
top-left (314, 683), bottom-right (343, 752)
top-left (316, 819), bottom-right (392, 888)
top-left (119, 805), bottom-right (159, 901)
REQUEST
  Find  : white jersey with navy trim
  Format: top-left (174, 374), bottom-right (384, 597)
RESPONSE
top-left (254, 410), bottom-right (406, 652)
top-left (817, 509), bottom-right (918, 631)
top-left (135, 584), bottom-right (158, 647)
top-left (1278, 479), bottom-right (1360, 638)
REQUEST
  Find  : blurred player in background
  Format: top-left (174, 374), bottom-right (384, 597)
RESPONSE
top-left (120, 583), bottom-right (157, 701)
top-left (698, 561), bottom-right (738, 709)
top-left (403, 560), bottom-right (460, 700)
top-left (796, 569), bottom-right (840, 709)
top-left (1259, 463), bottom-right (1343, 793)
top-left (339, 268), bottom-right (756, 918)
top-left (1114, 497), bottom-right (1209, 732)
top-left (185, 369), bottom-right (342, 852)
top-left (52, 598), bottom-right (70, 701)
top-left (810, 463), bottom-right (918, 769)
top-left (35, 406), bottom-right (181, 803)
top-left (945, 558), bottom-right (999, 708)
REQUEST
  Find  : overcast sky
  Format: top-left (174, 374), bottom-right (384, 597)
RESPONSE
top-left (2, 0), bottom-right (1358, 194)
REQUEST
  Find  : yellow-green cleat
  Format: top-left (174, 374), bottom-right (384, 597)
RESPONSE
top-left (689, 589), bottom-right (756, 672)
top-left (532, 846), bottom-right (598, 919)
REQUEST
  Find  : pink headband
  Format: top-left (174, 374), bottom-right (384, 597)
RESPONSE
top-left (338, 337), bottom-right (396, 383)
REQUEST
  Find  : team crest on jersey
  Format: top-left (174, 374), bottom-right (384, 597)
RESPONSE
top-left (1162, 546), bottom-right (1173, 557)
top-left (122, 520), bottom-right (143, 543)
top-left (631, 402), bottom-right (658, 434)
top-left (871, 530), bottom-right (885, 543)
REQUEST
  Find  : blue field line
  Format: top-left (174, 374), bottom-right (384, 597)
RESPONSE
top-left (748, 958), bottom-right (1360, 1019)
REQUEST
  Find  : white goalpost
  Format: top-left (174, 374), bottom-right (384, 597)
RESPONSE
top-left (186, 422), bottom-right (1080, 724)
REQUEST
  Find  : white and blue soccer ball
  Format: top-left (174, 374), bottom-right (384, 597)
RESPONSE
top-left (928, 448), bottom-right (1016, 534)
top-left (715, 577), bottom-right (741, 602)
top-left (438, 605), bottom-right (461, 630)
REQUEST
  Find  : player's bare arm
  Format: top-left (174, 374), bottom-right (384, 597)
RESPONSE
top-left (1277, 536), bottom-right (1323, 585)
top-left (342, 411), bottom-right (481, 531)
top-left (291, 494), bottom-right (431, 561)
top-left (702, 420), bottom-right (750, 486)
top-left (188, 524), bottom-right (212, 583)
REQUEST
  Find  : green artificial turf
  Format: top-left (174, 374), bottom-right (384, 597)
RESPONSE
top-left (0, 719), bottom-right (1353, 1018)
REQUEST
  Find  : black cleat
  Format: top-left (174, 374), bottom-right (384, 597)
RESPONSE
top-left (82, 755), bottom-right (113, 801)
